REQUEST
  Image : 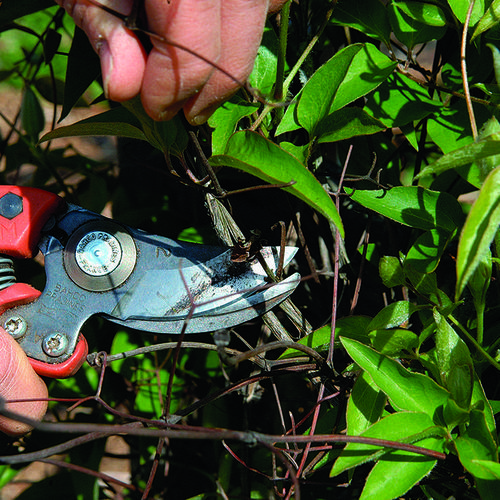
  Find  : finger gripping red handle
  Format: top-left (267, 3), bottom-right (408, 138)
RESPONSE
top-left (0, 186), bottom-right (64, 259)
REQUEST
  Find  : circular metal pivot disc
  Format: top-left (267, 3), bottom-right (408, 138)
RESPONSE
top-left (64, 220), bottom-right (137, 292)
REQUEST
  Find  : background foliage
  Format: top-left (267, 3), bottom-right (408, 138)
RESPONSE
top-left (2, 0), bottom-right (500, 498)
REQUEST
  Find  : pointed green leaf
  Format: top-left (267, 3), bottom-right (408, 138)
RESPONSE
top-left (368, 301), bottom-right (423, 331)
top-left (434, 310), bottom-right (474, 409)
top-left (122, 97), bottom-right (188, 154)
top-left (488, 45), bottom-right (500, 94)
top-left (369, 328), bottom-right (419, 356)
top-left (456, 166), bottom-right (500, 299)
top-left (39, 107), bottom-right (147, 143)
top-left (347, 371), bottom-right (387, 437)
top-left (472, 374), bottom-right (496, 434)
top-left (327, 44), bottom-right (396, 113)
top-left (297, 43), bottom-right (395, 136)
top-left (405, 229), bottom-right (452, 274)
top-left (60, 26), bottom-right (101, 122)
top-left (297, 44), bottom-right (362, 135)
top-left (416, 133), bottom-right (500, 182)
top-left (447, 0), bottom-right (489, 25)
top-left (388, 1), bottom-right (447, 49)
top-left (472, 0), bottom-right (500, 39)
top-left (470, 460), bottom-right (500, 479)
top-left (316, 107), bottom-right (387, 144)
top-left (365, 72), bottom-right (441, 128)
top-left (361, 440), bottom-right (441, 500)
top-left (331, 411), bottom-right (442, 477)
top-left (20, 86), bottom-right (45, 141)
top-left (341, 337), bottom-right (450, 419)
top-left (210, 131), bottom-right (344, 236)
top-left (208, 98), bottom-right (259, 155)
top-left (455, 409), bottom-right (498, 491)
top-left (248, 26), bottom-right (285, 95)
top-left (379, 256), bottom-right (406, 288)
top-left (346, 186), bottom-right (463, 233)
top-left (280, 316), bottom-right (372, 359)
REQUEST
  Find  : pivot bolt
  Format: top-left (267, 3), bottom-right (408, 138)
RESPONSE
top-left (75, 230), bottom-right (122, 277)
top-left (0, 193), bottom-right (23, 220)
top-left (42, 332), bottom-right (68, 357)
top-left (3, 316), bottom-right (27, 339)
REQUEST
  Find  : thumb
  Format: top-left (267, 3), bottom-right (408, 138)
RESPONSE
top-left (56, 0), bottom-right (147, 101)
top-left (0, 330), bottom-right (48, 436)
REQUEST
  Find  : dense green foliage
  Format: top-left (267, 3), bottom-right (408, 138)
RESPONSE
top-left (2, 0), bottom-right (500, 498)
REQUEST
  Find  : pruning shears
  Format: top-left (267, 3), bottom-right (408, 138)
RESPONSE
top-left (0, 186), bottom-right (300, 378)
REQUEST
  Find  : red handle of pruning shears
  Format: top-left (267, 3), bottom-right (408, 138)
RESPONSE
top-left (0, 186), bottom-right (88, 378)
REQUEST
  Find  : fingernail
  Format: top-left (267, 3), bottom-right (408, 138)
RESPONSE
top-left (190, 104), bottom-right (219, 125)
top-left (155, 101), bottom-right (186, 122)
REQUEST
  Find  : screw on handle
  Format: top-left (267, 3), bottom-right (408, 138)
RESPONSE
top-left (28, 336), bottom-right (89, 378)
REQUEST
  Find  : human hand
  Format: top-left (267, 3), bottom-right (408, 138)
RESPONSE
top-left (56, 0), bottom-right (287, 123)
top-left (0, 329), bottom-right (48, 436)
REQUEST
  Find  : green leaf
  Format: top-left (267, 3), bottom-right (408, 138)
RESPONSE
top-left (416, 133), bottom-right (500, 183)
top-left (35, 76), bottom-right (87, 107)
top-left (433, 310), bottom-right (474, 409)
top-left (327, 43), bottom-right (396, 113)
top-left (405, 229), bottom-right (452, 274)
top-left (369, 328), bottom-right (419, 356)
top-left (379, 255), bottom-right (406, 288)
top-left (20, 86), bottom-right (45, 141)
top-left (448, 0), bottom-right (489, 26)
top-left (472, 374), bottom-right (496, 435)
top-left (210, 131), bottom-right (344, 236)
top-left (316, 107), bottom-right (387, 144)
top-left (297, 43), bottom-right (395, 136)
top-left (488, 44), bottom-right (500, 92)
top-left (472, 0), bottom-right (500, 39)
top-left (122, 97), bottom-right (188, 155)
top-left (368, 301), bottom-right (423, 331)
top-left (345, 186), bottom-right (463, 233)
top-left (455, 166), bottom-right (500, 300)
top-left (471, 460), bottom-right (500, 479)
top-left (248, 25), bottom-right (284, 95)
top-left (39, 106), bottom-right (147, 143)
top-left (275, 98), bottom-right (301, 135)
top-left (330, 0), bottom-right (393, 46)
top-left (60, 26), bottom-right (101, 122)
top-left (0, 466), bottom-right (19, 489)
top-left (365, 72), bottom-right (441, 128)
top-left (467, 250), bottom-right (492, 311)
top-left (341, 337), bottom-right (451, 419)
top-left (42, 27), bottom-right (61, 64)
top-left (331, 411), bottom-right (442, 478)
top-left (208, 98), bottom-right (259, 155)
top-left (279, 141), bottom-right (309, 164)
top-left (360, 438), bottom-right (441, 500)
top-left (425, 102), bottom-right (492, 188)
top-left (455, 409), bottom-right (499, 498)
top-left (280, 316), bottom-right (372, 358)
top-left (388, 1), bottom-right (447, 49)
top-left (347, 371), bottom-right (387, 436)
top-left (297, 44), bottom-right (362, 135)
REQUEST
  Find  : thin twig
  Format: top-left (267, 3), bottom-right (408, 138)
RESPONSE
top-left (461, 0), bottom-right (478, 139)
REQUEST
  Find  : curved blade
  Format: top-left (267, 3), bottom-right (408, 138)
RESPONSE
top-left (108, 244), bottom-right (300, 333)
